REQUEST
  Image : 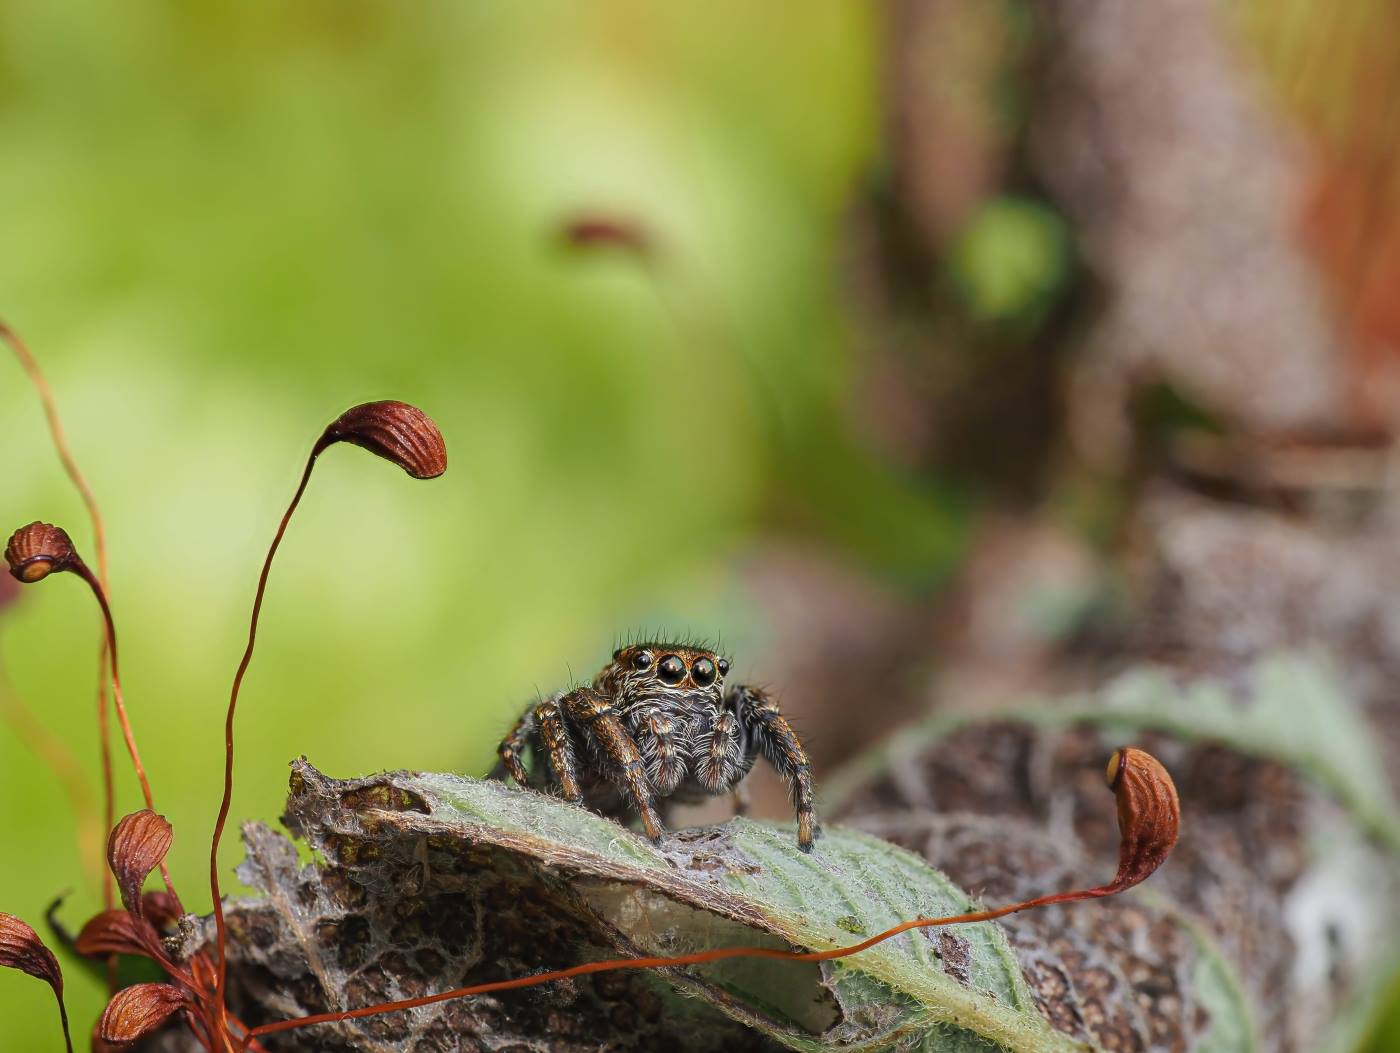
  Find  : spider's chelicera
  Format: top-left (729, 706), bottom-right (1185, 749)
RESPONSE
top-left (493, 641), bottom-right (819, 850)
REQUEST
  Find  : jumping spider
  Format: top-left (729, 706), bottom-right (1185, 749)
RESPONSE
top-left (493, 642), bottom-right (819, 851)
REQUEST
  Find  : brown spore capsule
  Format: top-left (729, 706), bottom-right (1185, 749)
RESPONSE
top-left (0, 912), bottom-right (71, 1051)
top-left (561, 215), bottom-right (655, 258)
top-left (98, 982), bottom-right (187, 1044)
top-left (75, 909), bottom-right (162, 961)
top-left (316, 400), bottom-right (447, 479)
top-left (1104, 748), bottom-right (1123, 787)
top-left (1105, 746), bottom-right (1181, 893)
top-left (107, 810), bottom-right (174, 917)
top-left (4, 522), bottom-right (78, 583)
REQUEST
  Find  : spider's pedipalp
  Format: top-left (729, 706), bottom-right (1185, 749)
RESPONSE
top-left (641, 714), bottom-right (684, 796)
top-left (699, 708), bottom-right (741, 792)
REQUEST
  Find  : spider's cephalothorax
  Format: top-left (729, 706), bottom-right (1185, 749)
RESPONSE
top-left (492, 642), bottom-right (819, 850)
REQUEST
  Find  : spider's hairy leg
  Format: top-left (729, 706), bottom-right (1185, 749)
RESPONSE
top-left (537, 697), bottom-right (583, 803)
top-left (732, 685), bottom-right (820, 852)
top-left (494, 706), bottom-right (535, 786)
top-left (642, 714), bottom-right (684, 796)
top-left (560, 687), bottom-right (665, 842)
top-left (699, 708), bottom-right (742, 793)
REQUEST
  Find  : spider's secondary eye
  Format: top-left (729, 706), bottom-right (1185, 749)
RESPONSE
top-left (716, 658), bottom-right (730, 676)
top-left (631, 652), bottom-right (653, 671)
top-left (691, 657), bottom-right (716, 686)
top-left (657, 655), bottom-right (686, 684)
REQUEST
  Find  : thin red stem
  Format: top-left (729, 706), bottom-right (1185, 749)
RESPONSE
top-left (244, 884), bottom-right (1114, 1046)
top-left (97, 652), bottom-right (114, 911)
top-left (210, 449), bottom-right (321, 1034)
top-left (1, 322), bottom-right (113, 909)
top-left (73, 564), bottom-right (155, 811)
top-left (0, 324), bottom-right (110, 583)
top-left (225, 1011), bottom-right (270, 1053)
top-left (180, 1007), bottom-right (217, 1053)
top-left (55, 994), bottom-right (73, 1053)
top-left (73, 562), bottom-right (180, 905)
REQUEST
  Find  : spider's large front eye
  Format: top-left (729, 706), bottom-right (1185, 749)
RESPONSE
top-left (657, 655), bottom-right (686, 684)
top-left (631, 651), bottom-right (653, 672)
top-left (691, 657), bottom-right (716, 686)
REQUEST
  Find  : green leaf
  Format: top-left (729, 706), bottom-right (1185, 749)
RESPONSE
top-left (240, 761), bottom-right (1251, 1052)
top-left (361, 771), bottom-right (1078, 1053)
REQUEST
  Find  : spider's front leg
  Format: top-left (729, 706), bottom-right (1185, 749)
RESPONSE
top-left (493, 696), bottom-right (584, 803)
top-left (559, 686), bottom-right (665, 843)
top-left (731, 684), bottom-right (820, 851)
top-left (536, 695), bottom-right (584, 802)
top-left (493, 706), bottom-right (535, 786)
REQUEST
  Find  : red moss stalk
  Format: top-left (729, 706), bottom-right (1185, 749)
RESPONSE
top-left (1, 321), bottom-right (114, 906)
top-left (3, 523), bottom-right (179, 906)
top-left (209, 401), bottom-right (446, 1034)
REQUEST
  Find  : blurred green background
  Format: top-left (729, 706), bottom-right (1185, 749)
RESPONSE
top-left (0, 2), bottom-right (922, 1041)
top-left (3, 2), bottom-right (1399, 1049)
